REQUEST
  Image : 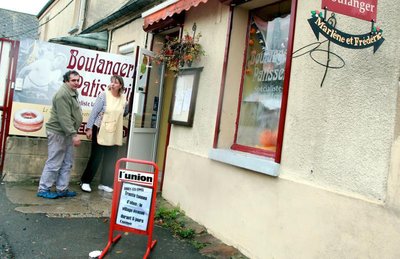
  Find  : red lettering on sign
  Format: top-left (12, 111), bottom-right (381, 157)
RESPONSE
top-left (321, 0), bottom-right (378, 22)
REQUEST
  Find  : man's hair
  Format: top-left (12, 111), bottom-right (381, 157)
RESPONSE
top-left (63, 70), bottom-right (80, 83)
top-left (111, 75), bottom-right (125, 95)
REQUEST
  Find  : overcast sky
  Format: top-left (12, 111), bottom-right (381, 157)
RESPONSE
top-left (0, 0), bottom-right (49, 15)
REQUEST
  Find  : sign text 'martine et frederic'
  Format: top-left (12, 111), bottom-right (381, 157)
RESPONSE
top-left (307, 0), bottom-right (384, 54)
top-left (308, 16), bottom-right (384, 53)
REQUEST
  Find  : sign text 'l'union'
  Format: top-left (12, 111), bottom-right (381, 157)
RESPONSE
top-left (118, 169), bottom-right (154, 186)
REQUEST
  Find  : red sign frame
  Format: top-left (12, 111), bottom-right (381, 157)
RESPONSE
top-left (99, 158), bottom-right (159, 259)
top-left (321, 0), bottom-right (378, 21)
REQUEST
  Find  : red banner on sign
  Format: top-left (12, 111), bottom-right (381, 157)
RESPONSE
top-left (321, 0), bottom-right (378, 22)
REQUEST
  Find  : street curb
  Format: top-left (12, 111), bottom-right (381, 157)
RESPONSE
top-left (155, 195), bottom-right (248, 259)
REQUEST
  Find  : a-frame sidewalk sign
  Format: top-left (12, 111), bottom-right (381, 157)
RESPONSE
top-left (100, 158), bottom-right (159, 259)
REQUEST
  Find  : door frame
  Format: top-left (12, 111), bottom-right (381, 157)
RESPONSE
top-left (0, 39), bottom-right (19, 175)
top-left (127, 47), bottom-right (165, 165)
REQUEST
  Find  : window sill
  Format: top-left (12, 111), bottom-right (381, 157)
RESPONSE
top-left (208, 148), bottom-right (280, 177)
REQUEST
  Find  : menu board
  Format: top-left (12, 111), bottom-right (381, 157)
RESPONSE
top-left (116, 182), bottom-right (153, 231)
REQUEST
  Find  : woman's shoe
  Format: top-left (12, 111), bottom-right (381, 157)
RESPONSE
top-left (98, 184), bottom-right (113, 193)
top-left (80, 183), bottom-right (92, 192)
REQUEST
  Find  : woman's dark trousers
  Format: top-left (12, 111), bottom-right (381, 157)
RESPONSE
top-left (81, 125), bottom-right (118, 187)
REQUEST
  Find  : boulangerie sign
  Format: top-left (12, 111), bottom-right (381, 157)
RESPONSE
top-left (321, 0), bottom-right (378, 21)
top-left (10, 39), bottom-right (136, 138)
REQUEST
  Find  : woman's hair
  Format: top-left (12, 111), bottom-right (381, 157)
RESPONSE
top-left (111, 75), bottom-right (125, 95)
top-left (63, 70), bottom-right (79, 83)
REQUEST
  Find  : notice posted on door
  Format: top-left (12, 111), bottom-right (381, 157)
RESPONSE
top-left (116, 182), bottom-right (153, 231)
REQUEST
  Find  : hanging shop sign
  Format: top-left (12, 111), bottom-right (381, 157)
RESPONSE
top-left (300, 2), bottom-right (383, 87)
top-left (321, 0), bottom-right (378, 21)
top-left (308, 15), bottom-right (384, 53)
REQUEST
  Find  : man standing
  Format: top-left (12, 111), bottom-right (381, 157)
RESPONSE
top-left (37, 70), bottom-right (83, 199)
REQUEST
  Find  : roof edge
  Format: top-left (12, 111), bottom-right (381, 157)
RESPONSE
top-left (37, 0), bottom-right (56, 18)
top-left (81, 0), bottom-right (158, 33)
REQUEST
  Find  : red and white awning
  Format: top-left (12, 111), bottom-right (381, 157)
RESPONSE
top-left (142, 0), bottom-right (208, 30)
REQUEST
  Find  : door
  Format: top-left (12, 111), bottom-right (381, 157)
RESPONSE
top-left (0, 39), bottom-right (18, 174)
top-left (127, 48), bottom-right (165, 172)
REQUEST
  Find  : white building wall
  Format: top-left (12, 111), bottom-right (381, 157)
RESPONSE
top-left (38, 0), bottom-right (129, 41)
top-left (38, 0), bottom-right (78, 40)
top-left (84, 0), bottom-right (128, 29)
top-left (109, 20), bottom-right (148, 54)
top-left (168, 0), bottom-right (228, 156)
top-left (281, 0), bottom-right (400, 201)
top-left (164, 148), bottom-right (400, 259)
top-left (162, 0), bottom-right (400, 258)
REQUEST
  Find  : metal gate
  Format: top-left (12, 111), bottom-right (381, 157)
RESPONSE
top-left (0, 39), bottom-right (19, 175)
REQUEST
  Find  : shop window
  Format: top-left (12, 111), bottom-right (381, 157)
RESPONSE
top-left (210, 0), bottom-right (295, 175)
top-left (232, 0), bottom-right (292, 159)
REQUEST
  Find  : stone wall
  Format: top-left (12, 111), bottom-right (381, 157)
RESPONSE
top-left (3, 136), bottom-right (129, 182)
top-left (3, 136), bottom-right (91, 182)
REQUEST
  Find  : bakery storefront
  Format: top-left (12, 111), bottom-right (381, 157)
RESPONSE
top-left (9, 39), bottom-right (135, 139)
top-left (0, 0), bottom-right (399, 257)
top-left (144, 0), bottom-right (400, 258)
top-left (0, 39), bottom-right (135, 180)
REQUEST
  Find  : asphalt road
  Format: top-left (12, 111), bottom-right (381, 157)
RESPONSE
top-left (0, 182), bottom-right (208, 259)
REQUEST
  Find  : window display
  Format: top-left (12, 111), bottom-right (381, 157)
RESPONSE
top-left (235, 1), bottom-right (291, 157)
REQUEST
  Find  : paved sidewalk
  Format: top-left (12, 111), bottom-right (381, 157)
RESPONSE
top-left (0, 180), bottom-right (246, 259)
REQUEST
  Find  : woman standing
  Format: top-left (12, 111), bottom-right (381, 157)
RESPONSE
top-left (80, 75), bottom-right (128, 193)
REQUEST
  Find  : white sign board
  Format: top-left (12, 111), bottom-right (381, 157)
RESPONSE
top-left (116, 182), bottom-right (153, 231)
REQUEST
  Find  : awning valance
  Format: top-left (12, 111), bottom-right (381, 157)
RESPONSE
top-left (49, 31), bottom-right (108, 51)
top-left (219, 0), bottom-right (252, 6)
top-left (143, 0), bottom-right (208, 30)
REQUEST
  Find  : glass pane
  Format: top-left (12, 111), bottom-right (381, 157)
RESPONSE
top-left (236, 3), bottom-right (291, 155)
top-left (133, 54), bottom-right (162, 129)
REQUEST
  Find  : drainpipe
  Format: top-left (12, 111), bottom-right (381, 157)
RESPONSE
top-left (213, 5), bottom-right (234, 148)
top-left (69, 0), bottom-right (87, 34)
top-left (78, 0), bottom-right (87, 33)
top-left (107, 29), bottom-right (113, 52)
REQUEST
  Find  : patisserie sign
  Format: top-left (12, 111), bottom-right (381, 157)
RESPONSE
top-left (66, 49), bottom-right (135, 103)
top-left (10, 39), bottom-right (136, 138)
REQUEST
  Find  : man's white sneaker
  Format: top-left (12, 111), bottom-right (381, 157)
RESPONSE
top-left (98, 184), bottom-right (113, 193)
top-left (81, 183), bottom-right (92, 193)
